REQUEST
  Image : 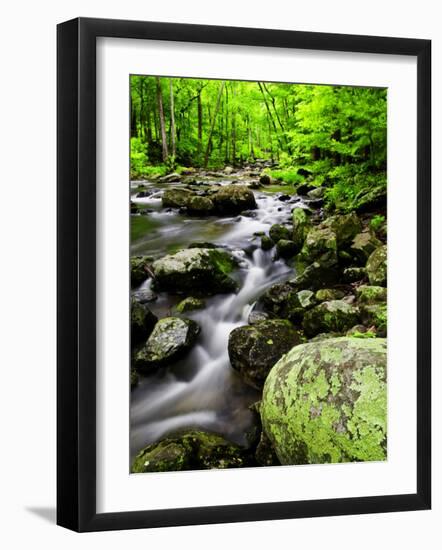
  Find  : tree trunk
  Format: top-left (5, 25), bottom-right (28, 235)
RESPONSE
top-left (156, 77), bottom-right (168, 162)
top-left (169, 79), bottom-right (176, 158)
top-left (258, 82), bottom-right (284, 152)
top-left (197, 91), bottom-right (203, 160)
top-left (204, 82), bottom-right (225, 168)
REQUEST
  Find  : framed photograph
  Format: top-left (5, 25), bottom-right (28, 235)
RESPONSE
top-left (57, 17), bottom-right (431, 532)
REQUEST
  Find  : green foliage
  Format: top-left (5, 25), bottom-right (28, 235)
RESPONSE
top-left (269, 168), bottom-right (303, 185)
top-left (370, 214), bottom-right (386, 232)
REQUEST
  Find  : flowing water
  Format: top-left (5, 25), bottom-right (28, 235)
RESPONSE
top-left (130, 176), bottom-right (307, 459)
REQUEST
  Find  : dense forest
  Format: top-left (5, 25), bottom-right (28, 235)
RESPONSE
top-left (130, 76), bottom-right (386, 211)
top-left (129, 76), bottom-right (388, 474)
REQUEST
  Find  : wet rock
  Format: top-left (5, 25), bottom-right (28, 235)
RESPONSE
top-left (366, 245), bottom-right (387, 286)
top-left (269, 224), bottom-right (291, 243)
top-left (131, 430), bottom-right (254, 473)
top-left (224, 166), bottom-right (234, 175)
top-left (257, 282), bottom-right (317, 321)
top-left (131, 299), bottom-right (158, 345)
top-left (152, 248), bottom-right (237, 295)
top-left (132, 288), bottom-right (158, 303)
top-left (297, 226), bottom-right (338, 271)
top-left (356, 285), bottom-right (387, 305)
top-left (352, 183), bottom-right (386, 213)
top-left (261, 337), bottom-right (387, 464)
top-left (276, 239), bottom-right (298, 259)
top-left (350, 232), bottom-right (383, 264)
top-left (158, 172), bottom-right (181, 183)
top-left (296, 183), bottom-right (315, 195)
top-left (322, 212), bottom-right (362, 247)
top-left (130, 369), bottom-right (139, 390)
top-left (302, 300), bottom-right (360, 337)
top-left (255, 432), bottom-right (280, 466)
top-left (248, 310), bottom-right (271, 325)
top-left (292, 207), bottom-right (311, 249)
top-left (260, 235), bottom-right (274, 251)
top-left (212, 185), bottom-right (257, 215)
top-left (187, 195), bottom-right (215, 215)
top-left (259, 174), bottom-right (272, 185)
top-left (175, 297), bottom-right (206, 313)
top-left (187, 242), bottom-right (218, 249)
top-left (315, 288), bottom-right (345, 302)
top-left (134, 317), bottom-right (200, 371)
top-left (291, 261), bottom-right (340, 290)
top-left (131, 256), bottom-right (153, 287)
top-left (162, 187), bottom-right (194, 208)
top-left (228, 320), bottom-right (305, 389)
top-left (278, 194), bottom-right (291, 202)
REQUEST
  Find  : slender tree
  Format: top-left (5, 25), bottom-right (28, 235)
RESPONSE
top-left (156, 77), bottom-right (168, 162)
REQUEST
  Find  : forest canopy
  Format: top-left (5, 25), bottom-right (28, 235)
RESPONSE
top-left (130, 76), bottom-right (387, 211)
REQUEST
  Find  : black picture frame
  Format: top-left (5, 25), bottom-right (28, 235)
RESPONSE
top-left (57, 17), bottom-right (431, 532)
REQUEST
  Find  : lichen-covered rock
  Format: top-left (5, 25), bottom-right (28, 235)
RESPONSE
top-left (134, 317), bottom-right (200, 371)
top-left (162, 187), bottom-right (194, 208)
top-left (315, 288), bottom-right (345, 302)
top-left (261, 235), bottom-right (274, 251)
top-left (248, 310), bottom-right (271, 325)
top-left (175, 297), bottom-right (206, 313)
top-left (131, 430), bottom-right (253, 472)
top-left (228, 320), bottom-right (305, 389)
top-left (257, 283), bottom-right (316, 322)
top-left (261, 337), bottom-right (387, 465)
top-left (297, 226), bottom-right (338, 270)
top-left (360, 303), bottom-right (387, 336)
top-left (276, 239), bottom-right (298, 259)
top-left (303, 300), bottom-right (360, 337)
top-left (269, 224), bottom-right (291, 243)
top-left (342, 267), bottom-right (367, 283)
top-left (186, 195), bottom-right (215, 215)
top-left (323, 212), bottom-right (362, 246)
top-left (131, 256), bottom-right (153, 287)
top-left (152, 248), bottom-right (237, 294)
top-left (292, 208), bottom-right (311, 249)
top-left (366, 245), bottom-right (387, 286)
top-left (350, 232), bottom-right (382, 264)
top-left (131, 299), bottom-right (157, 345)
top-left (291, 261), bottom-right (339, 291)
top-left (212, 185), bottom-right (257, 215)
top-left (356, 285), bottom-right (387, 304)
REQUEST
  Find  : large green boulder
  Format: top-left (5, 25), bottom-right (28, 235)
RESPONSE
top-left (366, 245), bottom-right (387, 286)
top-left (261, 337), bottom-right (387, 465)
top-left (131, 430), bottom-right (253, 472)
top-left (228, 320), bottom-right (305, 389)
top-left (292, 208), bottom-right (311, 249)
top-left (257, 283), bottom-right (316, 322)
top-left (276, 239), bottom-right (298, 259)
top-left (212, 185), bottom-right (257, 215)
top-left (134, 317), bottom-right (200, 371)
top-left (303, 300), bottom-right (360, 337)
top-left (297, 226), bottom-right (338, 270)
top-left (350, 232), bottom-right (382, 264)
top-left (269, 224), bottom-right (291, 243)
top-left (162, 187), bottom-right (194, 208)
top-left (131, 299), bottom-right (157, 345)
top-left (152, 248), bottom-right (237, 294)
top-left (187, 195), bottom-right (215, 215)
top-left (323, 212), bottom-right (362, 246)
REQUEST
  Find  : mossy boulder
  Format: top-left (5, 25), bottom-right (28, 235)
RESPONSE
top-left (162, 187), bottom-right (194, 208)
top-left (257, 283), bottom-right (317, 322)
top-left (350, 232), bottom-right (383, 264)
top-left (152, 248), bottom-right (237, 295)
top-left (297, 226), bottom-right (338, 270)
top-left (259, 173), bottom-right (272, 185)
top-left (261, 337), bottom-right (387, 465)
top-left (315, 288), bottom-right (345, 302)
top-left (269, 224), bottom-right (291, 243)
top-left (276, 239), bottom-right (298, 259)
top-left (323, 212), bottom-right (362, 247)
top-left (356, 285), bottom-right (387, 305)
top-left (212, 185), bottom-right (257, 215)
top-left (175, 297), bottom-right (206, 313)
top-left (366, 245), bottom-right (387, 286)
top-left (261, 235), bottom-right (274, 250)
top-left (131, 430), bottom-right (253, 472)
top-left (228, 320), bottom-right (305, 389)
top-left (131, 299), bottom-right (157, 345)
top-left (134, 317), bottom-right (200, 371)
top-left (360, 303), bottom-right (387, 336)
top-left (131, 256), bottom-right (152, 287)
top-left (292, 208), bottom-right (311, 249)
top-left (187, 195), bottom-right (215, 215)
top-left (303, 300), bottom-right (360, 337)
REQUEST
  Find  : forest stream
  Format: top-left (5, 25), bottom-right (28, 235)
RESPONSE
top-left (130, 168), bottom-right (309, 461)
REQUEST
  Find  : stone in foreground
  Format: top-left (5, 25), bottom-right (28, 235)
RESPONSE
top-left (261, 337), bottom-right (387, 465)
top-left (131, 430), bottom-right (254, 472)
top-left (152, 248), bottom-right (237, 294)
top-left (228, 320), bottom-right (305, 389)
top-left (134, 317), bottom-right (200, 371)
